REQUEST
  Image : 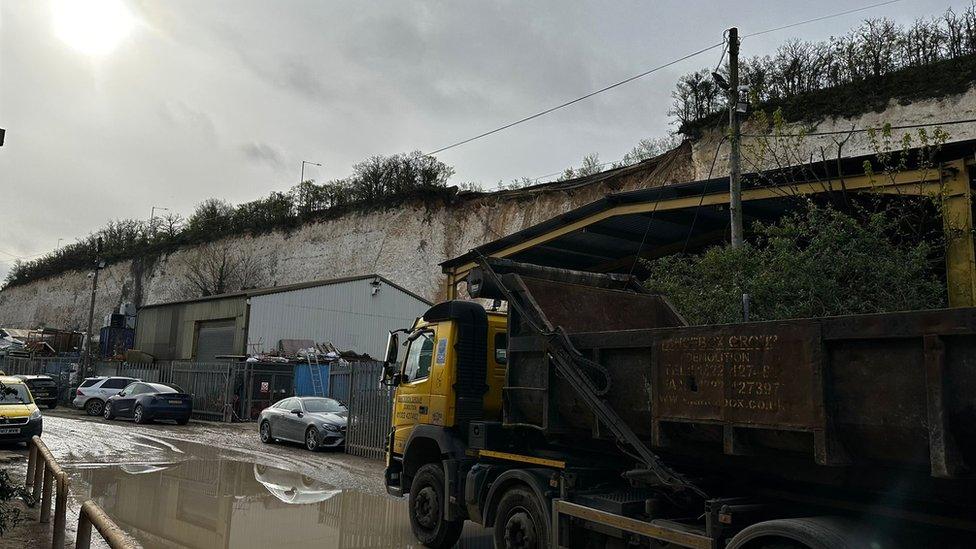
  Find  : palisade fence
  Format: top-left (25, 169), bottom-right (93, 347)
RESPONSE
top-left (340, 361), bottom-right (394, 460)
top-left (2, 355), bottom-right (394, 459)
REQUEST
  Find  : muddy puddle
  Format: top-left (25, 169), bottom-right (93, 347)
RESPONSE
top-left (67, 458), bottom-right (493, 548)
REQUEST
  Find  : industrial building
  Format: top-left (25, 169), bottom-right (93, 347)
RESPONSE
top-left (133, 275), bottom-right (430, 361)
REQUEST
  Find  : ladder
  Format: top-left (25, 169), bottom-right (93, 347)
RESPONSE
top-left (308, 351), bottom-right (325, 397)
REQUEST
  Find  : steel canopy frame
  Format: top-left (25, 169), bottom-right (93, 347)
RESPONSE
top-left (443, 159), bottom-right (976, 307)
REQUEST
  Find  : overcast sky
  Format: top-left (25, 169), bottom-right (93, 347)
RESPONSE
top-left (0, 0), bottom-right (968, 279)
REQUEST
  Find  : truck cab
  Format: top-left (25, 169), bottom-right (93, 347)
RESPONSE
top-left (383, 300), bottom-right (508, 546)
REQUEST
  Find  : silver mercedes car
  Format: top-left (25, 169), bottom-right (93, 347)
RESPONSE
top-left (258, 396), bottom-right (347, 451)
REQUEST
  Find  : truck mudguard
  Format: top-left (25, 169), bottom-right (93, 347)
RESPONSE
top-left (402, 424), bottom-right (467, 478)
top-left (481, 467), bottom-right (554, 528)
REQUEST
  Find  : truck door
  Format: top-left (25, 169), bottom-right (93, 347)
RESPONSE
top-left (392, 329), bottom-right (436, 455)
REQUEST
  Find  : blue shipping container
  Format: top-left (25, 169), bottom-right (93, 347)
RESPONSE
top-left (293, 363), bottom-right (330, 397)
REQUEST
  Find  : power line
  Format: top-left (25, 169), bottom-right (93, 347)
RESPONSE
top-left (425, 41), bottom-right (725, 156)
top-left (742, 0), bottom-right (904, 38)
top-left (425, 0), bottom-right (904, 157)
top-left (0, 248), bottom-right (46, 261)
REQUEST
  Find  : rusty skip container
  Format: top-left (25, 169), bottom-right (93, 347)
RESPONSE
top-left (476, 262), bottom-right (976, 519)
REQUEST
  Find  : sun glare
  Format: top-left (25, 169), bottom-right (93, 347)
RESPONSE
top-left (53, 0), bottom-right (136, 56)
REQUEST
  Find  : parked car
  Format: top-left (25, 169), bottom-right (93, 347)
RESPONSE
top-left (72, 376), bottom-right (139, 416)
top-left (14, 375), bottom-right (59, 409)
top-left (258, 396), bottom-right (347, 451)
top-left (104, 382), bottom-right (192, 425)
top-left (0, 375), bottom-right (43, 445)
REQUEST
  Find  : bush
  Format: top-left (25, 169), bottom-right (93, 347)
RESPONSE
top-left (0, 469), bottom-right (34, 536)
top-left (674, 5), bottom-right (976, 131)
top-left (643, 201), bottom-right (946, 325)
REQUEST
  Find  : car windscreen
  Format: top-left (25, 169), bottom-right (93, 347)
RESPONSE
top-left (302, 398), bottom-right (344, 413)
top-left (146, 383), bottom-right (180, 394)
top-left (26, 378), bottom-right (56, 387)
top-left (80, 379), bottom-right (100, 387)
top-left (0, 383), bottom-right (31, 405)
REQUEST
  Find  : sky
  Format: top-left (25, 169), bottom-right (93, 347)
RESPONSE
top-left (0, 0), bottom-right (970, 279)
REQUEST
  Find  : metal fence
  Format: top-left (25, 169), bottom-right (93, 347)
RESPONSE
top-left (343, 361), bottom-right (394, 460)
top-left (0, 357), bottom-right (295, 422)
top-left (327, 362), bottom-right (352, 404)
top-left (4, 355), bottom-right (393, 458)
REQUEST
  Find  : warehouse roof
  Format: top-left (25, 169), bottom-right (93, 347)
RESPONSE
top-left (139, 274), bottom-right (431, 310)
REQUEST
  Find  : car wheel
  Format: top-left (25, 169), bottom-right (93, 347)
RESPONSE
top-left (176, 416), bottom-right (189, 425)
top-left (85, 399), bottom-right (104, 417)
top-left (305, 427), bottom-right (320, 451)
top-left (133, 404), bottom-right (149, 424)
top-left (103, 402), bottom-right (115, 420)
top-left (259, 421), bottom-right (274, 443)
top-left (408, 463), bottom-right (464, 549)
top-left (47, 402), bottom-right (57, 410)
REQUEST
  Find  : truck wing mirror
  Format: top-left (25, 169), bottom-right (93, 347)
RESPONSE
top-left (384, 331), bottom-right (400, 365)
top-left (382, 330), bottom-right (407, 386)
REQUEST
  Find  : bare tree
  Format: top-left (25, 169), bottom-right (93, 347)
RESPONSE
top-left (180, 243), bottom-right (266, 297)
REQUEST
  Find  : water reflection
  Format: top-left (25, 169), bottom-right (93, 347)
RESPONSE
top-left (73, 459), bottom-right (492, 549)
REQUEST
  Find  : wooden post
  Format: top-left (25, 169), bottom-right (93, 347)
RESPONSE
top-left (727, 27), bottom-right (744, 249)
top-left (52, 472), bottom-right (68, 549)
top-left (76, 510), bottom-right (92, 549)
top-left (25, 441), bottom-right (37, 489)
top-left (40, 465), bottom-right (53, 523)
top-left (32, 452), bottom-right (45, 501)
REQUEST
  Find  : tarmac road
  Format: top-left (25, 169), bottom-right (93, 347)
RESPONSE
top-left (1, 410), bottom-right (492, 548)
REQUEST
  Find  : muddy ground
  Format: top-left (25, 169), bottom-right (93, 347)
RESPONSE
top-left (0, 409), bottom-right (492, 548)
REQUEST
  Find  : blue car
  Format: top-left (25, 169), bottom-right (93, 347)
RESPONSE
top-left (103, 381), bottom-right (192, 425)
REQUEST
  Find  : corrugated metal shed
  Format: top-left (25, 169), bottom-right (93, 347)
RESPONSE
top-left (133, 294), bottom-right (248, 360)
top-left (247, 276), bottom-right (429, 359)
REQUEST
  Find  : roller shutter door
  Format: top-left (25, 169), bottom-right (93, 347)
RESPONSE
top-left (195, 319), bottom-right (236, 360)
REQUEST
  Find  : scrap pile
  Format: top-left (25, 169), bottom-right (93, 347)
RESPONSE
top-left (245, 339), bottom-right (369, 364)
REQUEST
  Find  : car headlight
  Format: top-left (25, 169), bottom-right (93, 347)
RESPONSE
top-left (321, 423), bottom-right (340, 432)
top-left (29, 409), bottom-right (42, 421)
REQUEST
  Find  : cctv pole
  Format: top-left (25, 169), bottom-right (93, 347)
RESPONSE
top-left (83, 237), bottom-right (103, 378)
top-left (728, 27), bottom-right (744, 249)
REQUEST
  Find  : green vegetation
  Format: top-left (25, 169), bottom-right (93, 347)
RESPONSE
top-left (643, 201), bottom-right (947, 325)
top-left (3, 151), bottom-right (454, 289)
top-left (676, 6), bottom-right (976, 134)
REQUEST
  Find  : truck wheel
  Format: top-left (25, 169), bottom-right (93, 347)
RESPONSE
top-left (408, 463), bottom-right (463, 549)
top-left (494, 486), bottom-right (549, 549)
top-left (727, 517), bottom-right (867, 549)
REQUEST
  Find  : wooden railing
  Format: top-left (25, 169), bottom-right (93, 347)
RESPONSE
top-left (25, 436), bottom-right (137, 549)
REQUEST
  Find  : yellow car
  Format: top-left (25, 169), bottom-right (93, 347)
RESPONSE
top-left (0, 375), bottom-right (43, 445)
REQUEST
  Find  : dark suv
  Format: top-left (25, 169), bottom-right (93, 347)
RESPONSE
top-left (14, 374), bottom-right (59, 409)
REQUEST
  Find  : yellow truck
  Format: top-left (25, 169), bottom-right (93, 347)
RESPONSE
top-left (382, 259), bottom-right (976, 548)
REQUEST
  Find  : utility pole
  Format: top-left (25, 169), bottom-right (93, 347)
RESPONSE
top-left (728, 27), bottom-right (744, 249)
top-left (83, 237), bottom-right (104, 378)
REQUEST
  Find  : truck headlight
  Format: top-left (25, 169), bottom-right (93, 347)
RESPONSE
top-left (29, 409), bottom-right (42, 421)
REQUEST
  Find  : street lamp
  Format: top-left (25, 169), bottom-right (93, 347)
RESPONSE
top-left (301, 160), bottom-right (322, 185)
top-left (150, 205), bottom-right (170, 222)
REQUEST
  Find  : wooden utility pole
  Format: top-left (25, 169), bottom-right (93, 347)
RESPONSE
top-left (728, 27), bottom-right (744, 248)
top-left (83, 237), bottom-right (103, 378)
